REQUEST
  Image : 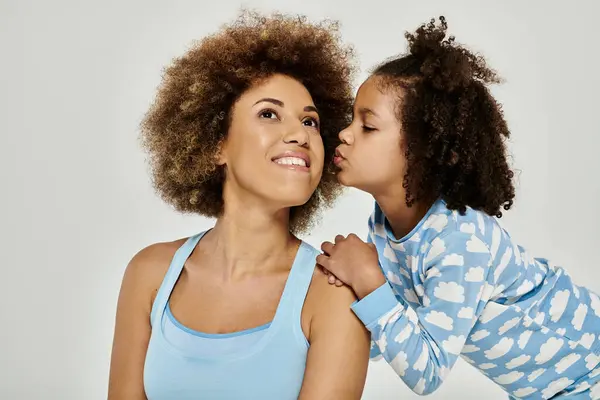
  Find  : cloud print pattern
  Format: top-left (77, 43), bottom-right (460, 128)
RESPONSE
top-left (352, 200), bottom-right (600, 399)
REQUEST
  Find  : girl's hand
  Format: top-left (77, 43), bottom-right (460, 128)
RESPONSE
top-left (317, 234), bottom-right (386, 299)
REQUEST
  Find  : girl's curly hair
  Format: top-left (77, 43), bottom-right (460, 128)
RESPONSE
top-left (373, 16), bottom-right (515, 217)
top-left (140, 11), bottom-right (355, 233)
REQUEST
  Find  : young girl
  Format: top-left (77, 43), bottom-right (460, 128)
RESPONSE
top-left (318, 17), bottom-right (600, 399)
top-left (108, 11), bottom-right (370, 400)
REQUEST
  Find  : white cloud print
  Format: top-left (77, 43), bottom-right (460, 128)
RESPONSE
top-left (394, 324), bottom-right (413, 344)
top-left (477, 213), bottom-right (486, 235)
top-left (415, 284), bottom-right (424, 297)
top-left (426, 267), bottom-right (442, 280)
top-left (506, 355), bottom-right (530, 369)
top-left (462, 345), bottom-right (480, 354)
top-left (406, 255), bottom-right (419, 273)
top-left (377, 332), bottom-right (388, 354)
top-left (542, 378), bottom-right (574, 399)
top-left (424, 237), bottom-right (446, 264)
top-left (386, 271), bottom-right (402, 285)
top-left (528, 368), bottom-right (546, 383)
top-left (494, 371), bottom-right (524, 385)
top-left (555, 353), bottom-right (581, 374)
top-left (585, 353), bottom-right (600, 370)
top-left (403, 289), bottom-right (419, 304)
top-left (515, 280), bottom-right (534, 297)
top-left (425, 311), bottom-right (454, 331)
top-left (408, 233), bottom-right (421, 242)
top-left (549, 290), bottom-right (570, 322)
top-left (413, 378), bottom-right (427, 395)
top-left (479, 303), bottom-right (507, 324)
top-left (465, 267), bottom-right (485, 282)
top-left (498, 317), bottom-right (521, 335)
top-left (390, 351), bottom-right (409, 377)
top-left (571, 304), bottom-right (588, 331)
top-left (423, 213), bottom-right (448, 232)
top-left (535, 337), bottom-right (564, 365)
top-left (434, 282), bottom-right (465, 303)
top-left (513, 387), bottom-right (537, 398)
top-left (460, 222), bottom-right (476, 234)
top-left (442, 253), bottom-right (464, 267)
top-left (373, 222), bottom-right (386, 238)
top-left (578, 333), bottom-right (595, 350)
top-left (518, 330), bottom-right (533, 350)
top-left (484, 338), bottom-right (514, 360)
top-left (412, 343), bottom-right (428, 372)
top-left (383, 243), bottom-right (397, 263)
top-left (470, 329), bottom-right (490, 342)
top-left (458, 307), bottom-right (474, 319)
top-left (442, 335), bottom-right (466, 355)
top-left (390, 241), bottom-right (405, 252)
top-left (466, 235), bottom-right (489, 253)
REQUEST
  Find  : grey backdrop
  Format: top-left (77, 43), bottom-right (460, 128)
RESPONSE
top-left (2, 0), bottom-right (599, 398)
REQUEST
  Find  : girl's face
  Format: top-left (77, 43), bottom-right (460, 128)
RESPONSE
top-left (218, 73), bottom-right (324, 210)
top-left (334, 76), bottom-right (406, 194)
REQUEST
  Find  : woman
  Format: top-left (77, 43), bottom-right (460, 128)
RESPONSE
top-left (108, 11), bottom-right (370, 399)
top-left (319, 17), bottom-right (600, 399)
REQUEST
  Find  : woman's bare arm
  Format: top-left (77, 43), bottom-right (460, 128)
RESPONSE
top-left (107, 242), bottom-right (178, 399)
top-left (298, 271), bottom-right (371, 400)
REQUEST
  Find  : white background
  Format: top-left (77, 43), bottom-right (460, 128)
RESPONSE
top-left (2, 0), bottom-right (599, 398)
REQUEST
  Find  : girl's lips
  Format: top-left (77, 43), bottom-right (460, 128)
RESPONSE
top-left (334, 147), bottom-right (346, 165)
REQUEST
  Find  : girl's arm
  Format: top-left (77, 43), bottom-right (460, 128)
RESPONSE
top-left (351, 227), bottom-right (494, 395)
top-left (298, 270), bottom-right (371, 400)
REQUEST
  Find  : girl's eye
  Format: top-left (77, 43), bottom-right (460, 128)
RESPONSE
top-left (362, 126), bottom-right (376, 132)
top-left (303, 117), bottom-right (320, 129)
top-left (259, 109), bottom-right (279, 120)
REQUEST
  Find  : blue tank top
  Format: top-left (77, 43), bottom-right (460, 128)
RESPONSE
top-left (143, 231), bottom-right (319, 399)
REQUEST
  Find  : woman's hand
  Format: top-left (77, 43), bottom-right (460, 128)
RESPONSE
top-left (317, 234), bottom-right (386, 299)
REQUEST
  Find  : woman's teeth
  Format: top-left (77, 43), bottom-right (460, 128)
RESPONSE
top-left (274, 157), bottom-right (307, 167)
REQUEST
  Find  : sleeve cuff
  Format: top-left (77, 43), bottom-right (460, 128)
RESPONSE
top-left (351, 282), bottom-right (400, 328)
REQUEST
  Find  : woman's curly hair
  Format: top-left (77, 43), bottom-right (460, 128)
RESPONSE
top-left (373, 16), bottom-right (515, 217)
top-left (140, 11), bottom-right (355, 233)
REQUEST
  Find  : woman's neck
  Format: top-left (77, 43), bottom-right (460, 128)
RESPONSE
top-left (198, 194), bottom-right (299, 281)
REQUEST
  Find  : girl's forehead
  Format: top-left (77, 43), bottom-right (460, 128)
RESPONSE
top-left (354, 78), bottom-right (398, 118)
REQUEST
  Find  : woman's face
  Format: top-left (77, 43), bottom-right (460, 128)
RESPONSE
top-left (218, 74), bottom-right (324, 209)
top-left (334, 76), bottom-right (406, 194)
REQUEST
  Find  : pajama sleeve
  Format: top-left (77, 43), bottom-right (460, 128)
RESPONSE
top-left (352, 229), bottom-right (493, 395)
top-left (365, 227), bottom-right (383, 360)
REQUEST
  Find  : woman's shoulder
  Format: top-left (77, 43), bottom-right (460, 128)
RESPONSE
top-left (129, 238), bottom-right (187, 273)
top-left (311, 268), bottom-right (357, 301)
top-left (304, 268), bottom-right (359, 326)
top-left (122, 237), bottom-right (189, 301)
top-left (299, 241), bottom-right (358, 310)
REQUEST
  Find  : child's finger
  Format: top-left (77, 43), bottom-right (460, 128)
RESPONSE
top-left (334, 279), bottom-right (344, 287)
top-left (328, 274), bottom-right (336, 284)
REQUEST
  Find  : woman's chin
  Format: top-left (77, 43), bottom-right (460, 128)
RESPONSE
top-left (272, 191), bottom-right (315, 209)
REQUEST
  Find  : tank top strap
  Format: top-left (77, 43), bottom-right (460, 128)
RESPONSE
top-left (150, 231), bottom-right (207, 326)
top-left (273, 241), bottom-right (319, 326)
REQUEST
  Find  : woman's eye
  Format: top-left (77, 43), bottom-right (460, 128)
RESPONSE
top-left (362, 125), bottom-right (376, 132)
top-left (259, 109), bottom-right (278, 120)
top-left (303, 118), bottom-right (320, 129)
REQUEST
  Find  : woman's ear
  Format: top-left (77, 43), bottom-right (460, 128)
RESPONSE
top-left (215, 140), bottom-right (227, 166)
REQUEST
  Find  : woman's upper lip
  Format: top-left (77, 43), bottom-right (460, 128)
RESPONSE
top-left (335, 147), bottom-right (345, 158)
top-left (272, 151), bottom-right (311, 167)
